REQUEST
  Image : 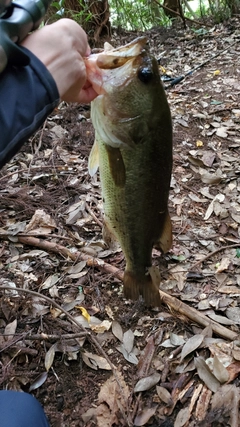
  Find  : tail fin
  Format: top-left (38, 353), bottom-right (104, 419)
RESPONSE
top-left (123, 268), bottom-right (161, 307)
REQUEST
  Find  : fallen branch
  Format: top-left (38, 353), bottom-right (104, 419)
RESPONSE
top-left (2, 235), bottom-right (238, 341)
top-left (3, 234), bottom-right (123, 280)
top-left (159, 289), bottom-right (238, 341)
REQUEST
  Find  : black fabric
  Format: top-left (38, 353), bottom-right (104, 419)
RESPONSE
top-left (0, 46), bottom-right (59, 168)
top-left (0, 390), bottom-right (50, 427)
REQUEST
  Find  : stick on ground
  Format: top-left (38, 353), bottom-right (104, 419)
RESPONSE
top-left (0, 234), bottom-right (238, 342)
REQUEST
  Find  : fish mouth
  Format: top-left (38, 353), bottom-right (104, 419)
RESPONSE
top-left (85, 37), bottom-right (149, 95)
top-left (96, 36), bottom-right (147, 70)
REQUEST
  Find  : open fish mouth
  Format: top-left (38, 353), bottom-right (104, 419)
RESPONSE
top-left (95, 36), bottom-right (148, 69)
top-left (84, 37), bottom-right (149, 94)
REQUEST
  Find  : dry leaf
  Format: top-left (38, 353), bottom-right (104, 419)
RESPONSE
top-left (134, 373), bottom-right (160, 393)
top-left (90, 320), bottom-right (112, 333)
top-left (74, 315), bottom-right (102, 329)
top-left (82, 351), bottom-right (111, 370)
top-left (81, 408), bottom-right (96, 423)
top-left (156, 385), bottom-right (173, 405)
top-left (204, 194), bottom-right (225, 220)
top-left (180, 334), bottom-right (204, 361)
top-left (170, 332), bottom-right (186, 346)
top-left (216, 127), bottom-right (228, 138)
top-left (226, 307), bottom-right (240, 325)
top-left (41, 274), bottom-right (59, 290)
top-left (174, 407), bottom-right (190, 427)
top-left (134, 406), bottom-right (157, 426)
top-left (29, 372), bottom-right (48, 392)
top-left (45, 343), bottom-right (56, 371)
top-left (212, 355), bottom-right (229, 383)
top-left (96, 372), bottom-right (130, 427)
top-left (123, 329), bottom-right (134, 354)
top-left (112, 320), bottom-right (123, 342)
top-left (25, 209), bottom-right (56, 233)
top-left (137, 336), bottom-right (155, 378)
top-left (77, 307), bottom-right (91, 322)
top-left (116, 344), bottom-right (139, 364)
top-left (194, 357), bottom-right (220, 392)
top-left (170, 265), bottom-right (186, 291)
top-left (216, 257), bottom-right (231, 273)
top-left (207, 312), bottom-right (234, 326)
top-left (4, 319), bottom-right (17, 340)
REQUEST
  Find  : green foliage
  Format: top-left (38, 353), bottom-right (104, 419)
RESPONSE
top-left (50, 0), bottom-right (93, 25)
top-left (48, 0), bottom-right (239, 30)
top-left (51, 0), bottom-right (65, 17)
top-left (207, 0), bottom-right (231, 22)
top-left (109, 0), bottom-right (171, 31)
top-left (236, 248), bottom-right (240, 258)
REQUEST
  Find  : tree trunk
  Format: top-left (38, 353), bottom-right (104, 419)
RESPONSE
top-left (163, 0), bottom-right (180, 17)
top-left (45, 0), bottom-right (111, 46)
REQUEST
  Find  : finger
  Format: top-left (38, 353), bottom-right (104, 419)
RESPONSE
top-left (77, 86), bottom-right (98, 104)
top-left (85, 45), bottom-right (91, 57)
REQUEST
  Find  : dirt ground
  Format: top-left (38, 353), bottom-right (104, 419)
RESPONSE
top-left (0, 17), bottom-right (240, 427)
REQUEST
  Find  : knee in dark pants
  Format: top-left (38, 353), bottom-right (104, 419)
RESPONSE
top-left (0, 390), bottom-right (49, 427)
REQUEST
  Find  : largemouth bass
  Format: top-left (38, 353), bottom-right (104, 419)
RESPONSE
top-left (85, 37), bottom-right (172, 306)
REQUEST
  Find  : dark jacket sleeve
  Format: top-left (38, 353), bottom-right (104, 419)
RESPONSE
top-left (0, 47), bottom-right (60, 169)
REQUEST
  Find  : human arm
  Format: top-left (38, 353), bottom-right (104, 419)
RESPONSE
top-left (0, 19), bottom-right (97, 169)
top-left (21, 19), bottom-right (97, 104)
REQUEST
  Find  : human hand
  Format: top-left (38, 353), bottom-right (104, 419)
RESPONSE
top-left (21, 19), bottom-right (97, 103)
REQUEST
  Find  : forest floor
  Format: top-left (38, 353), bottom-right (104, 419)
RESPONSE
top-left (0, 16), bottom-right (240, 427)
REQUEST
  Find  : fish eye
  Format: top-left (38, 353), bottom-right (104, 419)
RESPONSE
top-left (137, 67), bottom-right (153, 84)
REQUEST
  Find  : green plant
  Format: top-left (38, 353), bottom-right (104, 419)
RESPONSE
top-left (109, 0), bottom-right (171, 31)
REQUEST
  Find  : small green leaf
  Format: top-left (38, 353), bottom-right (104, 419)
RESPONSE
top-left (236, 248), bottom-right (240, 258)
top-left (210, 99), bottom-right (222, 105)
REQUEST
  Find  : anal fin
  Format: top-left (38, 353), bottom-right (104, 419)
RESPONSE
top-left (156, 211), bottom-right (172, 254)
top-left (102, 219), bottom-right (119, 251)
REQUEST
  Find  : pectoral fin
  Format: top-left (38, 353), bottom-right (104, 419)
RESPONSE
top-left (88, 139), bottom-right (99, 177)
top-left (106, 145), bottom-right (126, 187)
top-left (155, 211), bottom-right (172, 253)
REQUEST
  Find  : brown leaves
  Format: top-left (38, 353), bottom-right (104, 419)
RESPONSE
top-left (95, 372), bottom-right (130, 427)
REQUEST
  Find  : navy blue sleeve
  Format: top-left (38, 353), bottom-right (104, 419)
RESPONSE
top-left (0, 47), bottom-right (60, 169)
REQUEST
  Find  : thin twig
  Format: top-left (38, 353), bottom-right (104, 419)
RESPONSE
top-left (85, 202), bottom-right (103, 228)
top-left (190, 243), bottom-right (240, 270)
top-left (0, 285), bottom-right (132, 426)
top-left (1, 332), bottom-right (86, 341)
top-left (0, 165), bottom-right (74, 183)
